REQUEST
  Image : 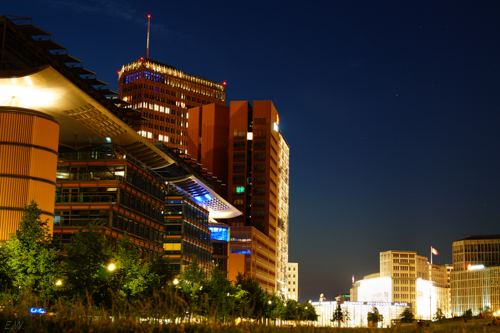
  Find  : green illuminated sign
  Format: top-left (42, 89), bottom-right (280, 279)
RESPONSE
top-left (236, 186), bottom-right (245, 193)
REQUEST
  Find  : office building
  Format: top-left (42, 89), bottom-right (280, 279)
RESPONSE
top-left (0, 108), bottom-right (59, 242)
top-left (287, 262), bottom-right (299, 300)
top-left (0, 16), bottom-right (241, 273)
top-left (54, 147), bottom-right (166, 256)
top-left (185, 100), bottom-right (290, 295)
top-left (118, 58), bottom-right (226, 154)
top-left (228, 226), bottom-right (276, 293)
top-left (451, 235), bottom-right (500, 315)
top-left (209, 222), bottom-right (230, 276)
top-left (351, 250), bottom-right (450, 319)
top-left (226, 101), bottom-right (289, 295)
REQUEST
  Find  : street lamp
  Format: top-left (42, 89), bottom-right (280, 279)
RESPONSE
top-left (173, 278), bottom-right (179, 285)
top-left (107, 263), bottom-right (116, 272)
top-left (55, 279), bottom-right (62, 286)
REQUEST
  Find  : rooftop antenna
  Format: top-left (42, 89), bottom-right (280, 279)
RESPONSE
top-left (146, 14), bottom-right (151, 59)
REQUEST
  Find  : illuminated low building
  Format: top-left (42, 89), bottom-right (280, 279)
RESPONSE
top-left (313, 300), bottom-right (409, 327)
top-left (351, 250), bottom-right (450, 320)
top-left (451, 235), bottom-right (500, 316)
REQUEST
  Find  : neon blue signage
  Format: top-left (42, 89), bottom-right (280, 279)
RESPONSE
top-left (209, 226), bottom-right (229, 241)
top-left (30, 307), bottom-right (46, 314)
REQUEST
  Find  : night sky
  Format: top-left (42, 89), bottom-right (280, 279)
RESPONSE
top-left (3, 1), bottom-right (500, 302)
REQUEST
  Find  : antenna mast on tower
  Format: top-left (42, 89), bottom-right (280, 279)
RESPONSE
top-left (146, 14), bottom-right (151, 59)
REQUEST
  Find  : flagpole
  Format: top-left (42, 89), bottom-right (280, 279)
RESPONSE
top-left (431, 246), bottom-right (433, 264)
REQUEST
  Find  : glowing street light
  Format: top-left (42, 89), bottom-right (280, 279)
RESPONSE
top-left (107, 263), bottom-right (116, 272)
top-left (55, 279), bottom-right (62, 286)
top-left (173, 278), bottom-right (179, 285)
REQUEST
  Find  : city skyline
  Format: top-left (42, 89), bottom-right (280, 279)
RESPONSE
top-left (2, 0), bottom-right (500, 302)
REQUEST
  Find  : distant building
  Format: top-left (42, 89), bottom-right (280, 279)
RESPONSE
top-left (351, 250), bottom-right (450, 320)
top-left (313, 300), bottom-right (409, 327)
top-left (287, 262), bottom-right (299, 300)
top-left (451, 234), bottom-right (500, 316)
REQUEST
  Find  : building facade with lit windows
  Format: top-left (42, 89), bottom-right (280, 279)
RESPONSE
top-left (451, 235), bottom-right (500, 316)
top-left (226, 101), bottom-right (289, 295)
top-left (276, 132), bottom-right (290, 297)
top-left (287, 262), bottom-right (299, 300)
top-left (54, 147), bottom-right (166, 256)
top-left (351, 250), bottom-right (451, 319)
top-left (118, 59), bottom-right (226, 154)
top-left (228, 226), bottom-right (277, 293)
top-left (0, 16), bottom-right (241, 271)
top-left (164, 195), bottom-right (213, 273)
top-left (184, 100), bottom-right (290, 295)
top-left (209, 222), bottom-right (230, 276)
top-left (313, 300), bottom-right (409, 327)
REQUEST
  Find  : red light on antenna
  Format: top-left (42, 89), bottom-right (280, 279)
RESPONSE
top-left (148, 14), bottom-right (151, 18)
top-left (223, 81), bottom-right (227, 86)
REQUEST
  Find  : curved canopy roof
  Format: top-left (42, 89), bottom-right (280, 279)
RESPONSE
top-left (0, 65), bottom-right (175, 169)
top-left (0, 65), bottom-right (241, 219)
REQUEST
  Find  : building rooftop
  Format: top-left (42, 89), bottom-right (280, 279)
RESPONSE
top-left (457, 234), bottom-right (500, 241)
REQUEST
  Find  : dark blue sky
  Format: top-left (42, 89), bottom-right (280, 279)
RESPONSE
top-left (4, 1), bottom-right (500, 302)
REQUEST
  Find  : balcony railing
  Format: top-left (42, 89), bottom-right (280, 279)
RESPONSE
top-left (55, 194), bottom-right (117, 204)
top-left (58, 151), bottom-right (120, 161)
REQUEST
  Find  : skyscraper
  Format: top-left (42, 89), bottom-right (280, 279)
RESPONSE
top-left (118, 60), bottom-right (289, 295)
top-left (0, 16), bottom-right (240, 275)
top-left (118, 59), bottom-right (226, 154)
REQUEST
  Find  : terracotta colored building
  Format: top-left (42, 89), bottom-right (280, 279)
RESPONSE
top-left (0, 16), bottom-right (240, 274)
top-left (187, 101), bottom-right (290, 295)
top-left (118, 59), bottom-right (226, 154)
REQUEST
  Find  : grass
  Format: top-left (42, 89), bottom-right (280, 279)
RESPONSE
top-left (1, 291), bottom-right (500, 333)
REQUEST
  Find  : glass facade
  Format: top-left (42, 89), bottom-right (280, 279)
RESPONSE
top-left (164, 196), bottom-right (213, 272)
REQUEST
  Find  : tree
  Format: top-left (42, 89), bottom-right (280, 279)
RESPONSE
top-left (342, 308), bottom-right (351, 326)
top-left (480, 305), bottom-right (492, 318)
top-left (265, 293), bottom-right (285, 322)
top-left (283, 298), bottom-right (300, 321)
top-left (146, 254), bottom-right (175, 295)
top-left (109, 235), bottom-right (151, 302)
top-left (433, 308), bottom-right (445, 322)
top-left (0, 245), bottom-right (12, 292)
top-left (177, 257), bottom-right (208, 321)
top-left (61, 220), bottom-right (113, 303)
top-left (462, 309), bottom-right (473, 320)
top-left (4, 201), bottom-right (61, 300)
top-left (400, 307), bottom-right (414, 323)
top-left (367, 306), bottom-right (383, 326)
top-left (198, 267), bottom-right (238, 322)
top-left (301, 301), bottom-right (318, 322)
top-left (234, 273), bottom-right (267, 320)
top-left (332, 303), bottom-right (343, 326)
